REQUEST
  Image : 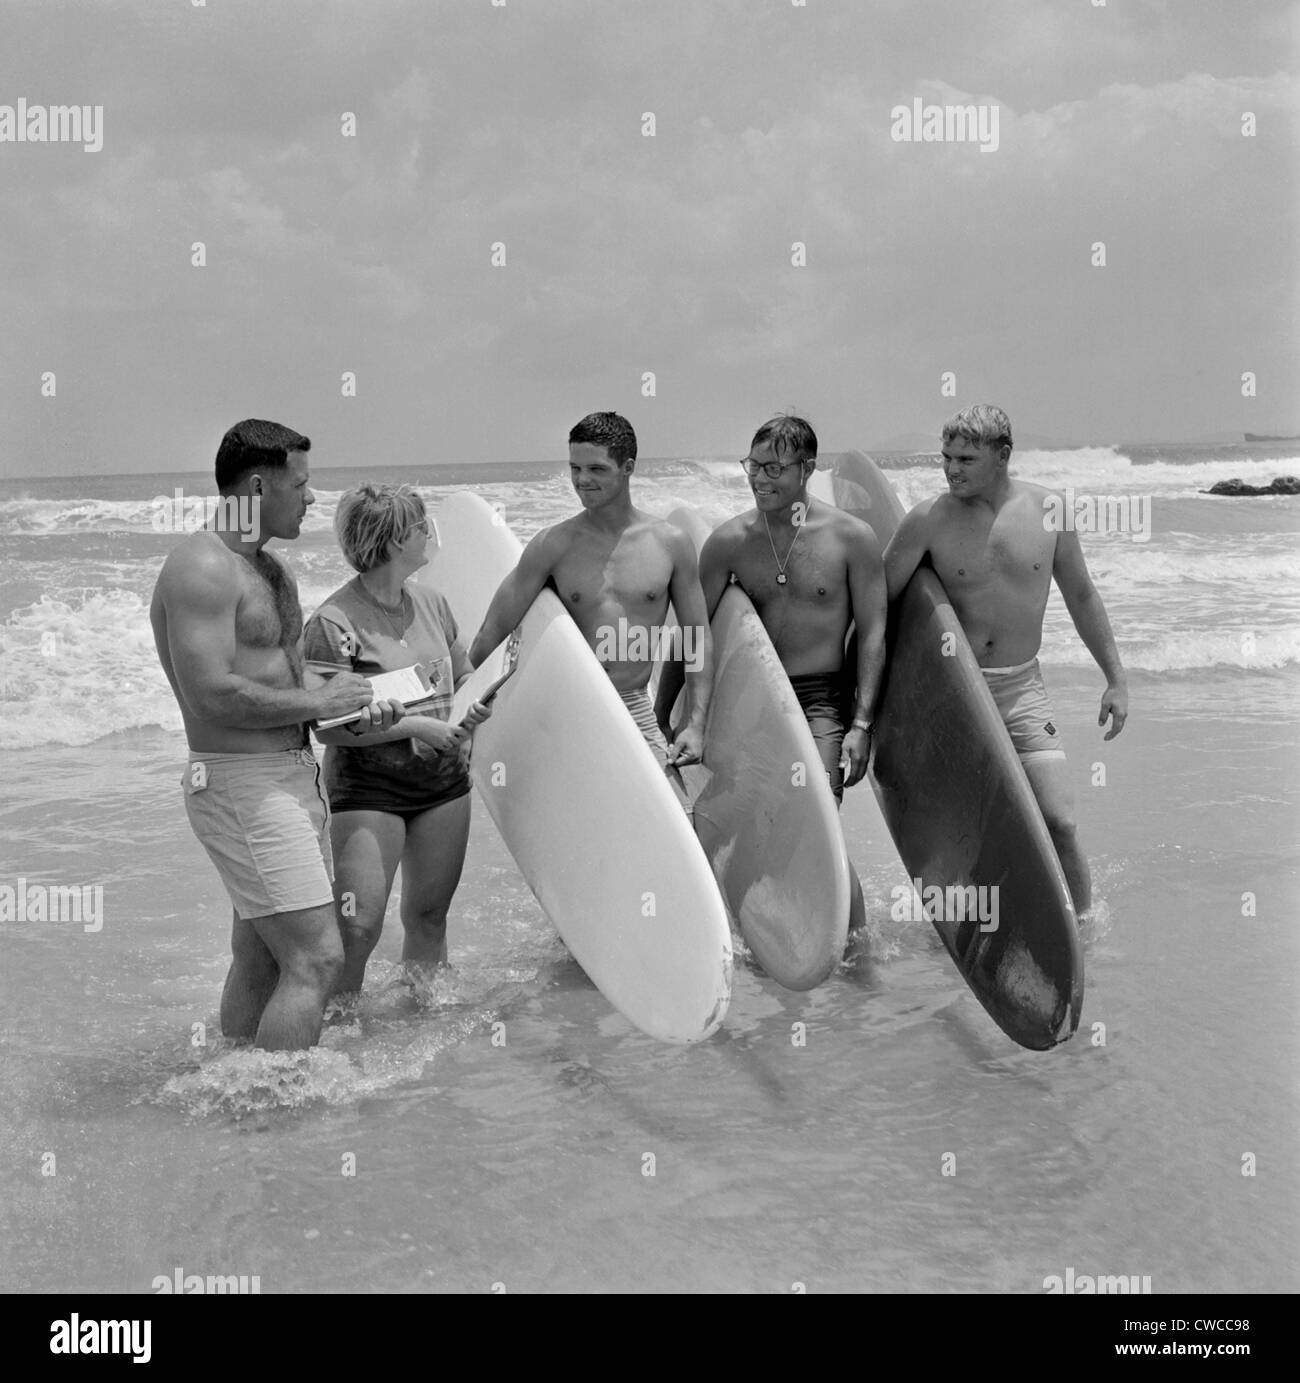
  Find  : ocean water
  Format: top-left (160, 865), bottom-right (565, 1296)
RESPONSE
top-left (1, 444), bottom-right (1297, 1293)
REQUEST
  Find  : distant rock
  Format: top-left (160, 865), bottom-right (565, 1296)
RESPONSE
top-left (1202, 476), bottom-right (1300, 496)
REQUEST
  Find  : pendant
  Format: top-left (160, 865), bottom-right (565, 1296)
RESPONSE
top-left (399, 639), bottom-right (408, 647)
top-left (776, 573), bottom-right (787, 585)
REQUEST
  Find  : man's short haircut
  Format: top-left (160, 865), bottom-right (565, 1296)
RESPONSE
top-left (568, 412), bottom-right (637, 464)
top-left (335, 483), bottom-right (428, 574)
top-left (215, 419), bottom-right (311, 493)
top-left (751, 414), bottom-right (818, 464)
top-left (942, 404), bottom-right (1013, 454)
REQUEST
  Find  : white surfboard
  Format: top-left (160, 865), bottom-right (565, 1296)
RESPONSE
top-left (420, 492), bottom-right (733, 1044)
top-left (666, 505), bottom-right (852, 989)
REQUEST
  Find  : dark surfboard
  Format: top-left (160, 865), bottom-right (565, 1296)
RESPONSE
top-left (812, 452), bottom-right (1083, 1049)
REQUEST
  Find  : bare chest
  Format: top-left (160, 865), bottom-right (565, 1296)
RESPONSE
top-left (555, 534), bottom-right (673, 613)
top-left (237, 556), bottom-right (301, 650)
top-left (931, 510), bottom-right (1055, 592)
top-left (734, 524), bottom-right (845, 608)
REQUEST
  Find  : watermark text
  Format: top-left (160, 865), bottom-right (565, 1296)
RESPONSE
top-left (1, 99), bottom-right (102, 152)
top-left (594, 618), bottom-right (705, 673)
top-left (890, 99), bottom-right (999, 153)
top-left (151, 489), bottom-right (260, 538)
top-left (1, 877), bottom-right (103, 932)
top-left (1043, 489), bottom-right (1151, 542)
top-left (891, 878), bottom-right (999, 932)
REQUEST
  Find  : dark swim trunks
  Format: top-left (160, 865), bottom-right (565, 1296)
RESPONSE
top-left (789, 672), bottom-right (846, 805)
top-left (303, 579), bottom-right (473, 818)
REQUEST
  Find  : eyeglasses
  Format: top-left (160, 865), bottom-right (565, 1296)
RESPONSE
top-left (740, 457), bottom-right (806, 480)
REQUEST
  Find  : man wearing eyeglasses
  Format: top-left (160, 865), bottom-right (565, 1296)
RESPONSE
top-left (660, 415), bottom-right (887, 805)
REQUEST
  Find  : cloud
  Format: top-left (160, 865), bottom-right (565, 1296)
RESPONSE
top-left (1, 1), bottom-right (1295, 473)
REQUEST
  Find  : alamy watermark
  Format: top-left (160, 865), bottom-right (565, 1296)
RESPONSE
top-left (593, 618), bottom-right (705, 673)
top-left (153, 1266), bottom-right (261, 1294)
top-left (890, 99), bottom-right (1000, 153)
top-left (0, 99), bottom-right (103, 152)
top-left (891, 879), bottom-right (999, 932)
top-left (1, 878), bottom-right (103, 932)
top-left (1043, 489), bottom-right (1151, 543)
top-left (151, 489), bottom-right (261, 538)
top-left (1044, 1267), bottom-right (1152, 1294)
top-left (50, 1317), bottom-right (150, 1362)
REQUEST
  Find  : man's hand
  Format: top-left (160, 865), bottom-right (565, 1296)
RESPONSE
top-left (314, 672), bottom-right (375, 721)
top-left (668, 723), bottom-right (705, 767)
top-left (352, 698), bottom-right (405, 734)
top-left (1099, 683), bottom-right (1128, 741)
top-left (460, 699), bottom-right (493, 730)
top-left (841, 725), bottom-right (872, 788)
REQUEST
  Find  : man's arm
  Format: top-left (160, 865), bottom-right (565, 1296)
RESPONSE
top-left (664, 528), bottom-right (713, 766)
top-left (882, 504), bottom-right (932, 604)
top-left (1052, 526), bottom-right (1129, 740)
top-left (468, 528), bottom-right (557, 668)
top-left (656, 527), bottom-right (733, 729)
top-left (697, 529), bottom-right (736, 621)
top-left (842, 519), bottom-right (888, 788)
top-left (300, 665), bottom-right (423, 748)
top-left (161, 551), bottom-right (372, 727)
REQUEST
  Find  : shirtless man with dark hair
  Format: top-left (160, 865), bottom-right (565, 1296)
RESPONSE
top-left (469, 412), bottom-right (712, 781)
top-left (150, 419), bottom-right (398, 1049)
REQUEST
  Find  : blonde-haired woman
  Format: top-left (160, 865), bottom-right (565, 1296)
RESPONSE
top-left (304, 483), bottom-right (489, 993)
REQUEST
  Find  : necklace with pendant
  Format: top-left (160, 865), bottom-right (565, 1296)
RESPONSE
top-left (358, 579), bottom-right (410, 647)
top-left (763, 499), bottom-right (812, 586)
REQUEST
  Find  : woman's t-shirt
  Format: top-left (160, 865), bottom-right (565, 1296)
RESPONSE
top-left (303, 578), bottom-right (473, 811)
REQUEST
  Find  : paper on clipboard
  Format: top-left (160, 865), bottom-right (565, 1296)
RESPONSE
top-left (315, 663), bottom-right (439, 731)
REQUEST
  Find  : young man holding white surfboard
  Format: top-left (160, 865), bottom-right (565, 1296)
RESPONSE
top-left (882, 404), bottom-right (1129, 915)
top-left (467, 412), bottom-right (714, 778)
top-left (665, 416), bottom-right (889, 805)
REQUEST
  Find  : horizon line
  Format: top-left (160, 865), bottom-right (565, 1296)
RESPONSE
top-left (4, 437), bottom-right (1293, 486)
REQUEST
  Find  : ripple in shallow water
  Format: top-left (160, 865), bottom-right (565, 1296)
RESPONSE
top-left (152, 950), bottom-right (557, 1118)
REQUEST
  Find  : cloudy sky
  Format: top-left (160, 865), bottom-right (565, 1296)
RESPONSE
top-left (2, 0), bottom-right (1297, 477)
